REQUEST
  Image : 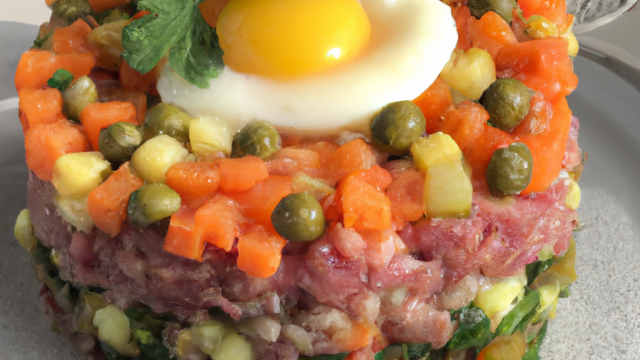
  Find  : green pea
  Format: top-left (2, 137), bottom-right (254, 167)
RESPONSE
top-left (371, 100), bottom-right (426, 155)
top-left (231, 121), bottom-right (282, 159)
top-left (62, 76), bottom-right (98, 120)
top-left (486, 142), bottom-right (533, 197)
top-left (143, 104), bottom-right (192, 143)
top-left (481, 79), bottom-right (531, 131)
top-left (128, 184), bottom-right (181, 227)
top-left (271, 193), bottom-right (325, 242)
top-left (467, 0), bottom-right (517, 23)
top-left (99, 122), bottom-right (143, 164)
top-left (52, 0), bottom-right (91, 22)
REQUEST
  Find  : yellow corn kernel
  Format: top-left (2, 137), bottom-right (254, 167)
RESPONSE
top-left (525, 15), bottom-right (559, 39)
top-left (52, 152), bottom-right (112, 198)
top-left (439, 48), bottom-right (496, 100)
top-left (561, 22), bottom-right (579, 57)
top-left (565, 179), bottom-right (581, 210)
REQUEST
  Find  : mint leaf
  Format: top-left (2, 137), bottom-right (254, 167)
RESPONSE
top-left (169, 8), bottom-right (224, 89)
top-left (122, 0), bottom-right (224, 89)
top-left (47, 69), bottom-right (74, 92)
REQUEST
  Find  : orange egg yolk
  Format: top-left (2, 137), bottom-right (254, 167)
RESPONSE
top-left (216, 0), bottom-right (371, 78)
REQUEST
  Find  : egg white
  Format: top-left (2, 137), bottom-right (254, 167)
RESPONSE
top-left (157, 0), bottom-right (458, 134)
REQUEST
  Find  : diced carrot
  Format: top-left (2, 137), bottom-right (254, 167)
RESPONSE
top-left (15, 50), bottom-right (95, 90)
top-left (453, 6), bottom-right (472, 51)
top-left (119, 59), bottom-right (165, 96)
top-left (358, 229), bottom-right (396, 271)
top-left (340, 166), bottom-right (392, 231)
top-left (87, 162), bottom-right (143, 236)
top-left (301, 141), bottom-right (339, 163)
top-left (164, 205), bottom-right (205, 261)
top-left (194, 195), bottom-right (239, 252)
top-left (131, 10), bottom-right (151, 20)
top-left (495, 37), bottom-right (578, 103)
top-left (228, 175), bottom-right (293, 229)
top-left (266, 148), bottom-right (321, 177)
top-left (25, 119), bottom-right (90, 181)
top-left (46, 0), bottom-right (56, 6)
top-left (413, 77), bottom-right (454, 134)
top-left (468, 12), bottom-right (517, 59)
top-left (320, 139), bottom-right (378, 187)
top-left (463, 125), bottom-right (513, 186)
top-left (52, 19), bottom-right (97, 57)
top-left (217, 156), bottom-right (269, 193)
top-left (335, 322), bottom-right (375, 353)
top-left (237, 226), bottom-right (287, 278)
top-left (511, 91), bottom-right (552, 136)
top-left (88, 0), bottom-right (130, 13)
top-left (199, 0), bottom-right (233, 28)
top-left (165, 162), bottom-right (220, 205)
top-left (518, 0), bottom-right (568, 26)
top-left (97, 84), bottom-right (147, 124)
top-left (386, 168), bottom-right (424, 223)
top-left (18, 88), bottom-right (64, 131)
top-left (79, 101), bottom-right (139, 150)
top-left (520, 97), bottom-right (572, 193)
top-left (438, 101), bottom-right (489, 151)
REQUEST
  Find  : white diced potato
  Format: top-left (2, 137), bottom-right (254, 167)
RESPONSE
top-left (131, 135), bottom-right (189, 183)
top-left (423, 155), bottom-right (472, 218)
top-left (189, 116), bottom-right (233, 157)
top-left (213, 333), bottom-right (254, 360)
top-left (410, 132), bottom-right (461, 172)
top-left (440, 48), bottom-right (496, 100)
top-left (52, 152), bottom-right (112, 198)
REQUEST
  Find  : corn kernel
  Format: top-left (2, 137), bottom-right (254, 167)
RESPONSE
top-left (565, 179), bottom-right (581, 210)
top-left (525, 15), bottom-right (559, 39)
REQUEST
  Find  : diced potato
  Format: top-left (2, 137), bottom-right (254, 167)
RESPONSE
top-left (474, 273), bottom-right (527, 319)
top-left (213, 333), bottom-right (254, 360)
top-left (410, 132), bottom-right (461, 172)
top-left (565, 179), bottom-right (581, 210)
top-left (63, 76), bottom-right (98, 119)
top-left (423, 155), bottom-right (472, 218)
top-left (291, 172), bottom-right (335, 201)
top-left (189, 116), bottom-right (233, 157)
top-left (131, 135), bottom-right (189, 183)
top-left (281, 324), bottom-right (314, 355)
top-left (86, 19), bottom-right (131, 71)
top-left (237, 315), bottom-right (282, 343)
top-left (189, 320), bottom-right (232, 356)
top-left (14, 209), bottom-right (37, 252)
top-left (525, 15), bottom-right (559, 39)
top-left (54, 195), bottom-right (94, 233)
top-left (52, 152), bottom-right (112, 198)
top-left (440, 48), bottom-right (496, 100)
top-left (93, 305), bottom-right (140, 357)
top-left (478, 332), bottom-right (527, 360)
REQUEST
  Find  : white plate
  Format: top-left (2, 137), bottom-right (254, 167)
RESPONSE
top-left (0, 21), bottom-right (639, 360)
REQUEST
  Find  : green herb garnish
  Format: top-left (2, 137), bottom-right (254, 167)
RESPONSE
top-left (47, 69), bottom-right (74, 92)
top-left (448, 305), bottom-right (492, 350)
top-left (121, 0), bottom-right (224, 89)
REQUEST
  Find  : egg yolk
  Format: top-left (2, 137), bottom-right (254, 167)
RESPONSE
top-left (216, 0), bottom-right (371, 78)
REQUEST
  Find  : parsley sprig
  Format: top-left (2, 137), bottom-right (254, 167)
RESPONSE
top-left (122, 0), bottom-right (224, 89)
